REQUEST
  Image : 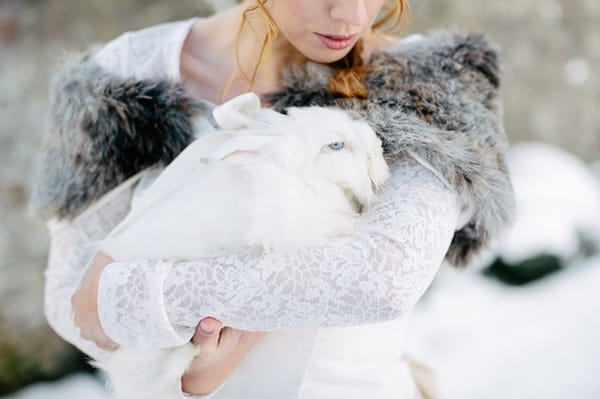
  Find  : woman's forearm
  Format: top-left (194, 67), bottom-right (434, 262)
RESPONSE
top-left (43, 178), bottom-right (136, 358)
top-left (97, 159), bottom-right (460, 348)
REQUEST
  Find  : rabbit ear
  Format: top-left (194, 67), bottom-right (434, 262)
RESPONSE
top-left (212, 92), bottom-right (289, 132)
top-left (212, 92), bottom-right (262, 129)
top-left (200, 133), bottom-right (276, 161)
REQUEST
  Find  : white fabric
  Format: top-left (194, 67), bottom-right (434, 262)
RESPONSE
top-left (44, 174), bottom-right (141, 363)
top-left (93, 18), bottom-right (199, 81)
top-left (43, 19), bottom-right (463, 399)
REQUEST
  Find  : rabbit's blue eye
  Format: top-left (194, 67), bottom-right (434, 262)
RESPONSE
top-left (328, 142), bottom-right (344, 150)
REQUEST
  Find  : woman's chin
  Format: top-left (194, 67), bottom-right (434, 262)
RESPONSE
top-left (304, 48), bottom-right (354, 64)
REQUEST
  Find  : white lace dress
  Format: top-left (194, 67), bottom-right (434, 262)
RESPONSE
top-left (43, 18), bottom-right (464, 399)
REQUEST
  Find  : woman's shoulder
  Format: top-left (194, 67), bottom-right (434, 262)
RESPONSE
top-left (32, 19), bottom-right (206, 221)
top-left (93, 17), bottom-right (199, 80)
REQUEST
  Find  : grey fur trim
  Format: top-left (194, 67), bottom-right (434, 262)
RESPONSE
top-left (30, 51), bottom-right (210, 220)
top-left (266, 31), bottom-right (514, 267)
top-left (30, 31), bottom-right (514, 267)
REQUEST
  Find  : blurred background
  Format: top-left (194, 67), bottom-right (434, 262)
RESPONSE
top-left (0, 0), bottom-right (598, 398)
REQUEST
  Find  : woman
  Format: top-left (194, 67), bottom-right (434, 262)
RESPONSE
top-left (33, 0), bottom-right (514, 397)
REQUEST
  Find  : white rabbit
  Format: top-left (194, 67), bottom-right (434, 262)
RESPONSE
top-left (99, 93), bottom-right (390, 260)
top-left (94, 93), bottom-right (390, 399)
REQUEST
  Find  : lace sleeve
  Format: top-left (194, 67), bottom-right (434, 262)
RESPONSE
top-left (92, 18), bottom-right (198, 81)
top-left (43, 177), bottom-right (139, 360)
top-left (98, 158), bottom-right (460, 349)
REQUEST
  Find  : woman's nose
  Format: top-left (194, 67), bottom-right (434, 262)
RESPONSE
top-left (330, 0), bottom-right (368, 27)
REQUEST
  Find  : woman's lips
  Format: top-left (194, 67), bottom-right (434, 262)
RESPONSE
top-left (315, 33), bottom-right (357, 50)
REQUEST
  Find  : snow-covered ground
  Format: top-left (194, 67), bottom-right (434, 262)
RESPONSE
top-left (3, 142), bottom-right (599, 399)
top-left (406, 257), bottom-right (600, 399)
top-left (496, 142), bottom-right (600, 264)
top-left (4, 374), bottom-right (109, 399)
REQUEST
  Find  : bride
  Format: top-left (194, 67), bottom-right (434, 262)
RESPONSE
top-left (34, 1), bottom-right (513, 398)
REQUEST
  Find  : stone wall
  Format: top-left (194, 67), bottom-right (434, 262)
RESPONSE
top-left (0, 0), bottom-right (598, 394)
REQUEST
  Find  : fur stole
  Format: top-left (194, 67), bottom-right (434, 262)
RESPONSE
top-left (30, 31), bottom-right (514, 267)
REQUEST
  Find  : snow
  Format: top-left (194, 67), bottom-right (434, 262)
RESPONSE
top-left (406, 258), bottom-right (600, 399)
top-left (496, 142), bottom-right (600, 263)
top-left (3, 374), bottom-right (109, 399)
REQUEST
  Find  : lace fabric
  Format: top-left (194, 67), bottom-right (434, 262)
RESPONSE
top-left (91, 159), bottom-right (460, 348)
top-left (44, 18), bottom-right (459, 355)
top-left (45, 158), bottom-right (459, 356)
top-left (44, 176), bottom-right (140, 360)
top-left (93, 18), bottom-right (198, 81)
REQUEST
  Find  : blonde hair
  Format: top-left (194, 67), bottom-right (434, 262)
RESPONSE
top-left (223, 0), bottom-right (411, 101)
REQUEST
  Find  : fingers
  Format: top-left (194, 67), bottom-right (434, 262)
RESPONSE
top-left (213, 328), bottom-right (264, 354)
top-left (75, 316), bottom-right (120, 351)
top-left (223, 329), bottom-right (265, 352)
top-left (76, 321), bottom-right (119, 351)
top-left (93, 335), bottom-right (120, 351)
top-left (72, 295), bottom-right (119, 352)
top-left (93, 251), bottom-right (115, 265)
top-left (89, 251), bottom-right (115, 274)
top-left (192, 317), bottom-right (223, 346)
top-left (71, 251), bottom-right (119, 352)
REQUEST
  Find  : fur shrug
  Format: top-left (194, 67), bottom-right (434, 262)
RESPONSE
top-left (31, 31), bottom-right (514, 267)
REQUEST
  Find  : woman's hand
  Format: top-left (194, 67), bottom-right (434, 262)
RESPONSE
top-left (71, 251), bottom-right (119, 351)
top-left (182, 317), bottom-right (265, 395)
top-left (73, 252), bottom-right (264, 394)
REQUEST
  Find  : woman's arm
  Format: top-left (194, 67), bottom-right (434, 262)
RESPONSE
top-left (43, 178), bottom-right (136, 360)
top-left (44, 176), bottom-right (257, 395)
top-left (95, 158), bottom-right (461, 349)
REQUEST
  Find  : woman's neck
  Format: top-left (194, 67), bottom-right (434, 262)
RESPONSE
top-left (182, 4), bottom-right (303, 102)
top-left (182, 4), bottom-right (396, 103)
top-left (225, 4), bottom-right (307, 93)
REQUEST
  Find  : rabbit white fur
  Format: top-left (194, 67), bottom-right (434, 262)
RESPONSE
top-left (94, 93), bottom-right (390, 399)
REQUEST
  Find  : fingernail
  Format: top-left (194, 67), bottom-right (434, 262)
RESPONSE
top-left (199, 320), bottom-right (214, 333)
